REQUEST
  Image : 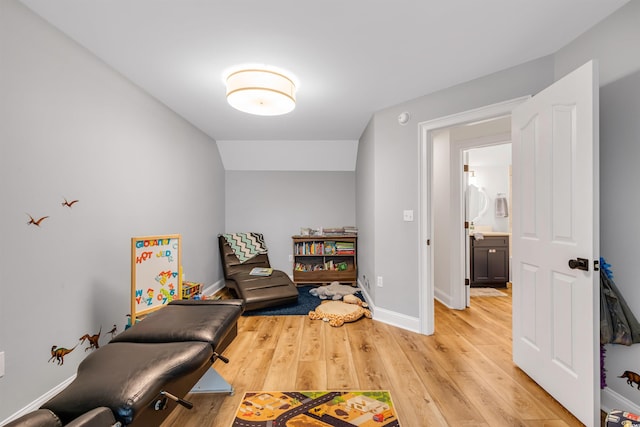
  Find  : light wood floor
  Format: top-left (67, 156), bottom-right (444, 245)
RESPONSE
top-left (162, 291), bottom-right (587, 426)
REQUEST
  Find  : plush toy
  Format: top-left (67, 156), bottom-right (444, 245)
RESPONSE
top-left (308, 300), bottom-right (372, 327)
top-left (309, 281), bottom-right (359, 300)
top-left (343, 294), bottom-right (368, 307)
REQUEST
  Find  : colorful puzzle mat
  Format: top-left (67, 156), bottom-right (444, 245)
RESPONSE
top-left (232, 390), bottom-right (400, 427)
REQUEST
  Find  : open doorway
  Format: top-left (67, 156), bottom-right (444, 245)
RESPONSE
top-left (429, 116), bottom-right (513, 310)
top-left (432, 119), bottom-right (512, 308)
top-left (418, 97), bottom-right (527, 334)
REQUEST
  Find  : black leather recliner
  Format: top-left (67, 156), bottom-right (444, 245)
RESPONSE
top-left (4, 299), bottom-right (244, 427)
top-left (219, 235), bottom-right (298, 311)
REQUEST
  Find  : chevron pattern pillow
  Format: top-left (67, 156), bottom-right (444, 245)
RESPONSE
top-left (222, 232), bottom-right (268, 263)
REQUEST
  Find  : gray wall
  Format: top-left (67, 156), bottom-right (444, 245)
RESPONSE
top-left (554, 1), bottom-right (640, 87)
top-left (432, 129), bottom-right (454, 305)
top-left (553, 0), bottom-right (640, 408)
top-left (600, 68), bottom-right (640, 407)
top-left (224, 171), bottom-right (356, 275)
top-left (0, 1), bottom-right (225, 421)
top-left (357, 57), bottom-right (555, 317)
top-left (355, 119), bottom-right (376, 297)
top-left (3, 0), bottom-right (640, 420)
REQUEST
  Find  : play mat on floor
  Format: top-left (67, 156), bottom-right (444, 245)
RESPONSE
top-left (232, 390), bottom-right (400, 426)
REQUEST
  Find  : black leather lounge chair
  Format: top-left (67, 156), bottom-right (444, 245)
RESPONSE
top-left (219, 234), bottom-right (298, 311)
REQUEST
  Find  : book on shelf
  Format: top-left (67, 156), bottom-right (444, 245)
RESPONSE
top-left (322, 227), bottom-right (345, 236)
top-left (249, 267), bottom-right (273, 276)
top-left (335, 242), bottom-right (354, 252)
top-left (320, 226), bottom-right (359, 236)
top-left (343, 226), bottom-right (358, 234)
top-left (324, 241), bottom-right (336, 254)
top-left (295, 241), bottom-right (326, 255)
top-left (294, 262), bottom-right (326, 272)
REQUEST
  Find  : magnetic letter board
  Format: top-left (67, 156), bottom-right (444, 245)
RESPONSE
top-left (131, 234), bottom-right (182, 323)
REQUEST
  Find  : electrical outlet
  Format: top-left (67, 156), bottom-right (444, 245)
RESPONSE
top-left (0, 351), bottom-right (5, 378)
top-left (403, 210), bottom-right (414, 221)
top-left (377, 276), bottom-right (383, 287)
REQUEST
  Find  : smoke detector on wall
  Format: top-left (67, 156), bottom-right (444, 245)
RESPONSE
top-left (397, 112), bottom-right (410, 125)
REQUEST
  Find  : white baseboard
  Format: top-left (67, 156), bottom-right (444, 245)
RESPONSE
top-left (357, 280), bottom-right (420, 333)
top-left (434, 288), bottom-right (453, 308)
top-left (601, 386), bottom-right (640, 415)
top-left (371, 306), bottom-right (420, 333)
top-left (0, 375), bottom-right (75, 425)
top-left (203, 279), bottom-right (225, 297)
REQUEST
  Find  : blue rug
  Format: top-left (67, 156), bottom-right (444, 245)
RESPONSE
top-left (243, 286), bottom-right (364, 316)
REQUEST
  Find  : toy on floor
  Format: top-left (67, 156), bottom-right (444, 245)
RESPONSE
top-left (308, 300), bottom-right (372, 327)
top-left (343, 294), bottom-right (368, 307)
top-left (309, 281), bottom-right (359, 300)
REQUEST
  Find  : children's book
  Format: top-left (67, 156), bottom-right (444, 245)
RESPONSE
top-left (250, 267), bottom-right (273, 276)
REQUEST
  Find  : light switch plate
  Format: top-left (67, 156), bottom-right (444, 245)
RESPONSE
top-left (0, 351), bottom-right (5, 378)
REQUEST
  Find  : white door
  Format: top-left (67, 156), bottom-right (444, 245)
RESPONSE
top-left (511, 61), bottom-right (599, 426)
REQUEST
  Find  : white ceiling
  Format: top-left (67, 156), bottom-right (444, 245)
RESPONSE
top-left (21, 0), bottom-right (628, 170)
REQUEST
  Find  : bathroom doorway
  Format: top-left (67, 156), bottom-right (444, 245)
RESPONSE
top-left (464, 141), bottom-right (512, 307)
top-left (418, 96), bottom-right (527, 334)
top-left (429, 113), bottom-right (514, 312)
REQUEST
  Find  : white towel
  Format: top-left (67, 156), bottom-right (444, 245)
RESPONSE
top-left (495, 194), bottom-right (509, 217)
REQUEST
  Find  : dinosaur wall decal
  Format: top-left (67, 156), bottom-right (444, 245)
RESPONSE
top-left (49, 344), bottom-right (77, 366)
top-left (25, 195), bottom-right (79, 227)
top-left (619, 370), bottom-right (640, 390)
top-left (106, 324), bottom-right (118, 338)
top-left (79, 326), bottom-right (101, 351)
top-left (27, 214), bottom-right (49, 227)
top-left (61, 198), bottom-right (79, 208)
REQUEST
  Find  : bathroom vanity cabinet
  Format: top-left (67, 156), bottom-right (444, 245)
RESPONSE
top-left (470, 235), bottom-right (509, 287)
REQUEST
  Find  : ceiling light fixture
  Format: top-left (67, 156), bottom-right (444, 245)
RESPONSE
top-left (225, 67), bottom-right (297, 116)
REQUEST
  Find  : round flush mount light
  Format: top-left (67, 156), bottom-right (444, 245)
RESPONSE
top-left (224, 66), bottom-right (297, 116)
top-left (397, 111), bottom-right (410, 125)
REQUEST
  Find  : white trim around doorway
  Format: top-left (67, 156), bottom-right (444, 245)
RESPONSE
top-left (418, 96), bottom-right (529, 335)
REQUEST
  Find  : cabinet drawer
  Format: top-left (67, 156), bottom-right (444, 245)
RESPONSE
top-left (471, 236), bottom-right (508, 247)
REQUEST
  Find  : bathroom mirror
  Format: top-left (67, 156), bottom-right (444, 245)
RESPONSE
top-left (466, 183), bottom-right (488, 224)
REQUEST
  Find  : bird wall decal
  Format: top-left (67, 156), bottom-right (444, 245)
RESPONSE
top-left (27, 214), bottom-right (49, 227)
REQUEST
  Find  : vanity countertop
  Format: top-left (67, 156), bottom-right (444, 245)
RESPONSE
top-left (471, 231), bottom-right (511, 237)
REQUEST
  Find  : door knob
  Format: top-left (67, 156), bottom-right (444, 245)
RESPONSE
top-left (568, 258), bottom-right (589, 271)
